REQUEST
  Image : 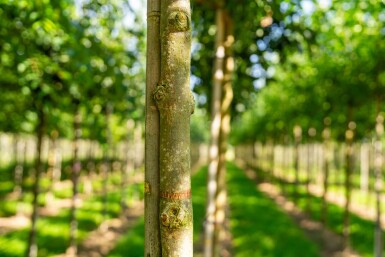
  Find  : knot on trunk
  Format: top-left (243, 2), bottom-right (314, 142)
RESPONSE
top-left (161, 203), bottom-right (190, 229)
top-left (154, 84), bottom-right (169, 102)
top-left (168, 11), bottom-right (190, 33)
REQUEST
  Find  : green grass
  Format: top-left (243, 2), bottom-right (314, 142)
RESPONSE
top-left (107, 165), bottom-right (208, 257)
top-left (227, 163), bottom-right (320, 257)
top-left (107, 218), bottom-right (145, 257)
top-left (265, 168), bottom-right (385, 257)
top-left (0, 183), bottom-right (140, 257)
top-left (109, 164), bottom-right (322, 257)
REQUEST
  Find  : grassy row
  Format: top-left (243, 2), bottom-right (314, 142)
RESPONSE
top-left (0, 160), bottom-right (134, 217)
top-left (258, 167), bottom-right (385, 257)
top-left (108, 164), bottom-right (321, 257)
top-left (226, 163), bottom-right (320, 257)
top-left (0, 172), bottom-right (143, 257)
top-left (258, 162), bottom-right (385, 214)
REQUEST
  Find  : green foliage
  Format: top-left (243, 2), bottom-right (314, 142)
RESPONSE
top-left (0, 0), bottom-right (146, 142)
top-left (190, 108), bottom-right (210, 143)
top-left (232, 0), bottom-right (385, 144)
top-left (191, 0), bottom-right (312, 118)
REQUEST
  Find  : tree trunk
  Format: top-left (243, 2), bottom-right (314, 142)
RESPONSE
top-left (268, 140), bottom-right (275, 181)
top-left (343, 114), bottom-right (356, 247)
top-left (85, 139), bottom-right (95, 195)
top-left (374, 113), bottom-right (383, 257)
top-left (360, 142), bottom-right (369, 193)
top-left (101, 103), bottom-right (113, 228)
top-left (213, 12), bottom-right (233, 257)
top-left (46, 131), bottom-right (60, 206)
top-left (293, 125), bottom-right (302, 202)
top-left (68, 106), bottom-right (81, 255)
top-left (26, 111), bottom-right (45, 257)
top-left (16, 139), bottom-right (27, 215)
top-left (281, 136), bottom-right (289, 195)
top-left (145, 1), bottom-right (161, 255)
top-left (204, 7), bottom-right (225, 257)
top-left (153, 1), bottom-right (194, 256)
top-left (306, 128), bottom-right (316, 212)
top-left (321, 118), bottom-right (331, 225)
top-left (121, 120), bottom-right (134, 211)
top-left (13, 135), bottom-right (23, 198)
top-left (333, 143), bottom-right (341, 189)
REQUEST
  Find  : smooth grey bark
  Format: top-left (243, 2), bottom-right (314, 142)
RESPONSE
top-left (154, 1), bottom-right (194, 255)
top-left (145, 0), bottom-right (161, 256)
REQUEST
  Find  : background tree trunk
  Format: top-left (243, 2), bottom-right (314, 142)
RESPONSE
top-left (321, 118), bottom-right (331, 225)
top-left (293, 125), bottom-right (302, 203)
top-left (306, 128), bottom-right (316, 212)
top-left (121, 120), bottom-right (134, 211)
top-left (13, 135), bottom-right (25, 208)
top-left (68, 105), bottom-right (81, 255)
top-left (374, 113), bottom-right (383, 257)
top-left (204, 7), bottom-right (225, 257)
top-left (145, 0), bottom-right (161, 255)
top-left (213, 11), bottom-right (233, 257)
top-left (26, 110), bottom-right (45, 257)
top-left (101, 103), bottom-right (113, 228)
top-left (343, 112), bottom-right (356, 247)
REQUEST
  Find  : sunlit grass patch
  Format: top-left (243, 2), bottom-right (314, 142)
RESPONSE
top-left (0, 181), bottom-right (13, 195)
top-left (0, 231), bottom-right (27, 257)
top-left (0, 186), bottom-right (133, 256)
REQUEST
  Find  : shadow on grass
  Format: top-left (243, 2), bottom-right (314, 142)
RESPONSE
top-left (227, 163), bottom-right (321, 257)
